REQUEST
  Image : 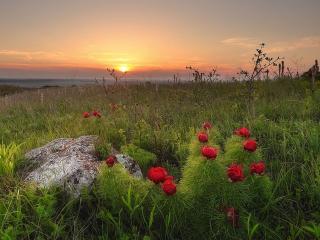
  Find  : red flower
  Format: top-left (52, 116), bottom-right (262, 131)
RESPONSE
top-left (226, 207), bottom-right (239, 228)
top-left (243, 139), bottom-right (257, 152)
top-left (106, 155), bottom-right (117, 167)
top-left (147, 167), bottom-right (168, 184)
top-left (198, 132), bottom-right (208, 143)
top-left (92, 110), bottom-right (101, 118)
top-left (162, 179), bottom-right (177, 196)
top-left (234, 127), bottom-right (250, 138)
top-left (227, 164), bottom-right (244, 182)
top-left (202, 121), bottom-right (212, 130)
top-left (201, 146), bottom-right (218, 159)
top-left (250, 161), bottom-right (265, 175)
top-left (83, 112), bottom-right (90, 118)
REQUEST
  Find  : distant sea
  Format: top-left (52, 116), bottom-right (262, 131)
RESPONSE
top-left (0, 78), bottom-right (168, 88)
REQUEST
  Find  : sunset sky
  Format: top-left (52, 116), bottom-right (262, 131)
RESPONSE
top-left (0, 0), bottom-right (319, 79)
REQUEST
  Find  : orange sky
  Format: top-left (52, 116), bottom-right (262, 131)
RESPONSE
top-left (0, 0), bottom-right (319, 79)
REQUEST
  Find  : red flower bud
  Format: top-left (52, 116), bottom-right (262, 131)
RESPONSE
top-left (197, 132), bottom-right (208, 143)
top-left (227, 164), bottom-right (244, 182)
top-left (201, 146), bottom-right (218, 159)
top-left (106, 155), bottom-right (117, 167)
top-left (83, 112), bottom-right (90, 118)
top-left (243, 139), bottom-right (257, 152)
top-left (250, 161), bottom-right (265, 175)
top-left (226, 207), bottom-right (239, 228)
top-left (234, 127), bottom-right (250, 138)
top-left (109, 103), bottom-right (118, 111)
top-left (162, 179), bottom-right (177, 196)
top-left (92, 111), bottom-right (101, 118)
top-left (202, 121), bottom-right (212, 130)
top-left (147, 167), bottom-right (168, 184)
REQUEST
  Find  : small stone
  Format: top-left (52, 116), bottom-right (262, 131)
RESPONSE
top-left (115, 154), bottom-right (143, 178)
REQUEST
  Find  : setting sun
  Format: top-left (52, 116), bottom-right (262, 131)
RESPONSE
top-left (119, 65), bottom-right (129, 73)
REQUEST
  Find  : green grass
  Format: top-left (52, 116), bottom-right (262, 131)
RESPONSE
top-left (0, 142), bottom-right (21, 176)
top-left (0, 78), bottom-right (320, 239)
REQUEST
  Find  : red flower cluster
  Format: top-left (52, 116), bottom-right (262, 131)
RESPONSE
top-left (197, 122), bottom-right (219, 160)
top-left (233, 127), bottom-right (258, 152)
top-left (202, 121), bottom-right (212, 130)
top-left (201, 146), bottom-right (218, 160)
top-left (227, 161), bottom-right (266, 182)
top-left (105, 155), bottom-right (117, 167)
top-left (227, 164), bottom-right (245, 182)
top-left (198, 132), bottom-right (208, 143)
top-left (147, 166), bottom-right (176, 196)
top-left (250, 161), bottom-right (265, 175)
top-left (83, 110), bottom-right (102, 118)
top-left (234, 127), bottom-right (250, 138)
top-left (243, 139), bottom-right (257, 152)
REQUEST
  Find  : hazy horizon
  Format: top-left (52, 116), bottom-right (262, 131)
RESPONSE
top-left (1, 0), bottom-right (319, 79)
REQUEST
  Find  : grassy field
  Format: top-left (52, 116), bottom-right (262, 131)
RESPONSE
top-left (0, 78), bottom-right (320, 239)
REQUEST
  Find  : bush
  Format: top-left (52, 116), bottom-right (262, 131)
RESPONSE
top-left (89, 124), bottom-right (273, 239)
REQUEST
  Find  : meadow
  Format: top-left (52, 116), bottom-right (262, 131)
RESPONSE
top-left (0, 77), bottom-right (320, 239)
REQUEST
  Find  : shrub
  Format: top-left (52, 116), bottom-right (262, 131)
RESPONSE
top-left (177, 124), bottom-right (272, 238)
top-left (91, 123), bottom-right (273, 239)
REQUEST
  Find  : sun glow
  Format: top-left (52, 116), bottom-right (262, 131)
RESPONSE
top-left (118, 65), bottom-right (129, 73)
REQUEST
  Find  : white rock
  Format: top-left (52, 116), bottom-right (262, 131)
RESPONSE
top-left (24, 136), bottom-right (143, 196)
top-left (25, 136), bottom-right (100, 195)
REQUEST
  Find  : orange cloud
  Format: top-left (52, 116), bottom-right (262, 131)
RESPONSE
top-left (221, 38), bottom-right (258, 48)
top-left (0, 50), bottom-right (65, 61)
top-left (221, 36), bottom-right (320, 53)
top-left (268, 36), bottom-right (320, 53)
